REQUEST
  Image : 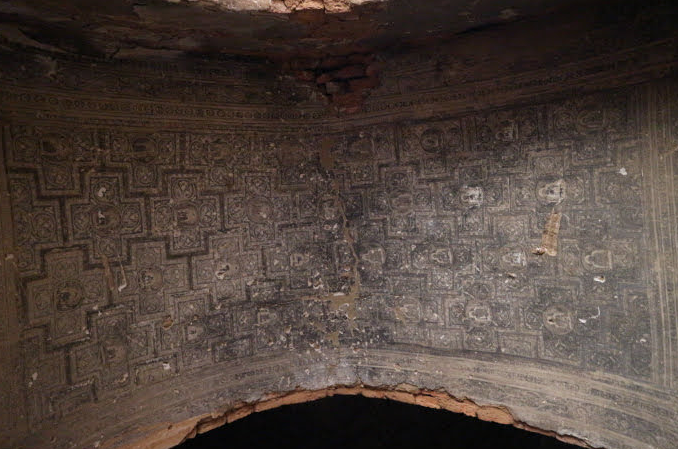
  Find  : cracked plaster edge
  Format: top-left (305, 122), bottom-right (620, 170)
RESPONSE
top-left (163, 0), bottom-right (386, 14)
top-left (110, 384), bottom-right (597, 449)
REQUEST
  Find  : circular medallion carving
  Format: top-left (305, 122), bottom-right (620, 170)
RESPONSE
top-left (246, 196), bottom-right (273, 223)
top-left (92, 205), bottom-right (121, 233)
top-left (138, 267), bottom-right (163, 291)
top-left (54, 280), bottom-right (84, 310)
top-left (131, 137), bottom-right (158, 163)
top-left (420, 127), bottom-right (444, 153)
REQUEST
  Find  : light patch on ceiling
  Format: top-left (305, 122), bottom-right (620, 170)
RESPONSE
top-left (166, 0), bottom-right (386, 13)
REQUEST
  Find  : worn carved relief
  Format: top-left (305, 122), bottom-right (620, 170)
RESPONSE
top-left (0, 28), bottom-right (677, 449)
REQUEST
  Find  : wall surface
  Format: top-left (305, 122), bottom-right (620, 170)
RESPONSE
top-left (1, 23), bottom-right (678, 449)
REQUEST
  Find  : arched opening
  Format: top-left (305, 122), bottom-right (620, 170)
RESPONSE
top-left (177, 394), bottom-right (580, 449)
top-left (153, 386), bottom-right (590, 449)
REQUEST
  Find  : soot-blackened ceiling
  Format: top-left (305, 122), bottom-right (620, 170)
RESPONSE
top-left (1, 2), bottom-right (678, 449)
top-left (0, 0), bottom-right (565, 58)
top-left (0, 0), bottom-right (672, 60)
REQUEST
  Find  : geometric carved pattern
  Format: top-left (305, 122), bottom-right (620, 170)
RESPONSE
top-left (151, 173), bottom-right (220, 254)
top-left (8, 86), bottom-right (653, 380)
top-left (193, 234), bottom-right (257, 308)
top-left (116, 242), bottom-right (189, 316)
top-left (3, 51), bottom-right (678, 449)
top-left (107, 131), bottom-right (179, 194)
top-left (349, 89), bottom-right (652, 379)
top-left (7, 126), bottom-right (96, 196)
top-left (6, 87), bottom-right (654, 416)
top-left (25, 250), bottom-right (107, 346)
top-left (65, 172), bottom-right (145, 262)
top-left (8, 174), bottom-right (62, 275)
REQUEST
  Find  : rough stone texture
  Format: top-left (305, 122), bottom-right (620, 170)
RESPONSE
top-left (0, 0), bottom-right (532, 59)
top-left (4, 0), bottom-right (673, 61)
top-left (1, 2), bottom-right (678, 449)
top-left (136, 386), bottom-right (591, 449)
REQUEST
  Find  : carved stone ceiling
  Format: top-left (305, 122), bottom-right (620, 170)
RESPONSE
top-left (1, 2), bottom-right (678, 449)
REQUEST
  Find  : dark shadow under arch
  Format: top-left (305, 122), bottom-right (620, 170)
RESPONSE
top-left (176, 391), bottom-right (581, 449)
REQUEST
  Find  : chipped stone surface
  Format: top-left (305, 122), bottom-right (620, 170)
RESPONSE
top-left (141, 386), bottom-right (592, 449)
top-left (3, 0), bottom-right (672, 61)
top-left (1, 4), bottom-right (678, 449)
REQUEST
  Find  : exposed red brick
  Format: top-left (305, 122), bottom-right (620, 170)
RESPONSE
top-left (365, 62), bottom-right (383, 77)
top-left (316, 72), bottom-right (334, 84)
top-left (319, 55), bottom-right (349, 70)
top-left (347, 53), bottom-right (375, 65)
top-left (325, 81), bottom-right (345, 94)
top-left (332, 64), bottom-right (365, 79)
top-left (294, 70), bottom-right (316, 81)
top-left (333, 91), bottom-right (364, 113)
top-left (348, 75), bottom-right (380, 91)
